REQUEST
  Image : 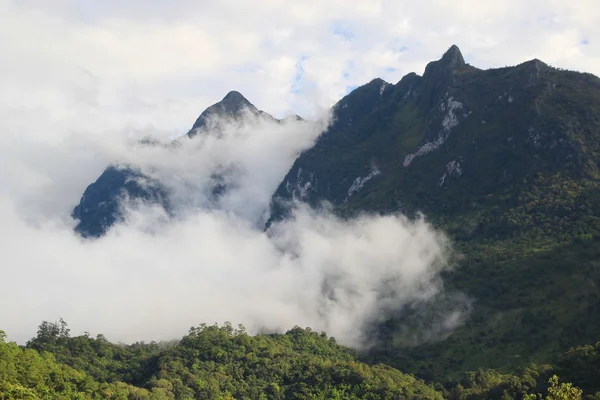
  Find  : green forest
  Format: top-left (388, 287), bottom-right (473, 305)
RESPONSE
top-left (2, 319), bottom-right (600, 399)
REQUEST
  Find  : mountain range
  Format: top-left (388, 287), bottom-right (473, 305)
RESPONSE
top-left (70, 45), bottom-right (600, 382)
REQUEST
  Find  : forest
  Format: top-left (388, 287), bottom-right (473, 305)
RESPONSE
top-left (1, 319), bottom-right (599, 399)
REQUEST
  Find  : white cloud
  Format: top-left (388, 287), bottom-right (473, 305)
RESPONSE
top-left (0, 196), bottom-right (454, 347)
top-left (0, 109), bottom-right (463, 348)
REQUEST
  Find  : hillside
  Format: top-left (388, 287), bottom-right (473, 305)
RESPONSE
top-left (269, 45), bottom-right (600, 378)
top-left (3, 320), bottom-right (600, 399)
top-left (1, 321), bottom-right (443, 400)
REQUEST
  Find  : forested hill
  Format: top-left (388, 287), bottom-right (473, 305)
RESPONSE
top-left (2, 320), bottom-right (600, 399)
top-left (1, 321), bottom-right (443, 399)
top-left (269, 45), bottom-right (600, 379)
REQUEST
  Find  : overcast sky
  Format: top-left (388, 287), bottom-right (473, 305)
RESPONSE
top-left (1, 0), bottom-right (598, 139)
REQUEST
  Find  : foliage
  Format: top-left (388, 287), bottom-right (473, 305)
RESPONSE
top-left (140, 322), bottom-right (443, 399)
top-left (555, 342), bottom-right (600, 395)
top-left (7, 321), bottom-right (600, 399)
top-left (26, 319), bottom-right (169, 385)
top-left (5, 321), bottom-right (442, 399)
top-left (0, 329), bottom-right (164, 399)
top-left (523, 375), bottom-right (583, 400)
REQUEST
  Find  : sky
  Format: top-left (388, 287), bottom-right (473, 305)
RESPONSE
top-left (1, 0), bottom-right (599, 137)
top-left (0, 0), bottom-right (597, 345)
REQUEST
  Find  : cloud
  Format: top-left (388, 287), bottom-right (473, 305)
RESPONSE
top-left (1, 0), bottom-right (599, 139)
top-left (0, 110), bottom-right (465, 348)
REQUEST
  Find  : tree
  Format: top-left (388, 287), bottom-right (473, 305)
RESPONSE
top-left (26, 319), bottom-right (70, 353)
top-left (547, 375), bottom-right (583, 400)
top-left (524, 375), bottom-right (583, 400)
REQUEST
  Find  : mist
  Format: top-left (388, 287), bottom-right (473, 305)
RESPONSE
top-left (0, 109), bottom-right (466, 348)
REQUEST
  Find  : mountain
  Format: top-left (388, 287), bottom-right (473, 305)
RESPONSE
top-left (72, 91), bottom-right (276, 237)
top-left (69, 45), bottom-right (600, 382)
top-left (72, 165), bottom-right (169, 237)
top-left (271, 45), bottom-right (600, 223)
top-left (269, 45), bottom-right (600, 378)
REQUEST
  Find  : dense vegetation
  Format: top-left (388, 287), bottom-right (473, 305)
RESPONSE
top-left (270, 46), bottom-right (600, 380)
top-left (0, 329), bottom-right (162, 399)
top-left (1, 321), bottom-right (443, 399)
top-left (3, 320), bottom-right (600, 399)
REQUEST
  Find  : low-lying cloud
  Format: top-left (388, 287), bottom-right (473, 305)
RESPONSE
top-left (0, 111), bottom-right (467, 348)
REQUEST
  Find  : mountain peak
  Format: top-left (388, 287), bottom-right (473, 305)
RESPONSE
top-left (440, 44), bottom-right (465, 67)
top-left (189, 90), bottom-right (260, 135)
top-left (519, 58), bottom-right (549, 71)
top-left (218, 90), bottom-right (256, 113)
top-left (222, 90), bottom-right (251, 104)
top-left (423, 45), bottom-right (466, 79)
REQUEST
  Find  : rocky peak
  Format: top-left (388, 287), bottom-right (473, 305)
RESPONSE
top-left (220, 91), bottom-right (257, 113)
top-left (188, 91), bottom-right (261, 137)
top-left (423, 45), bottom-right (466, 79)
top-left (440, 44), bottom-right (465, 68)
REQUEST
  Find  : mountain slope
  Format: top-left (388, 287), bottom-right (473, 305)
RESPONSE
top-left (72, 165), bottom-right (169, 238)
top-left (269, 45), bottom-right (600, 378)
top-left (73, 91), bottom-right (276, 237)
top-left (271, 45), bottom-right (600, 231)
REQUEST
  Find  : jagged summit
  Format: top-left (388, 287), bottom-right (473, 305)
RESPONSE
top-left (221, 90), bottom-right (254, 108)
top-left (441, 44), bottom-right (465, 67)
top-left (189, 90), bottom-right (262, 136)
top-left (423, 44), bottom-right (467, 78)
